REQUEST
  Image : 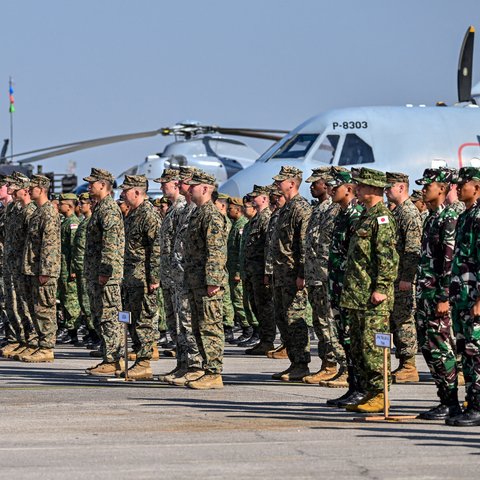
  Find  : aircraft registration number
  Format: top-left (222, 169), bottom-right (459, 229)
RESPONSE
top-left (332, 121), bottom-right (368, 130)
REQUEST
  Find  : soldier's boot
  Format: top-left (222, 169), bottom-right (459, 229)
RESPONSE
top-left (163, 349), bottom-right (176, 358)
top-left (128, 351), bottom-right (137, 361)
top-left (303, 361), bottom-right (337, 384)
top-left (238, 328), bottom-right (260, 348)
top-left (151, 345), bottom-right (160, 361)
top-left (87, 359), bottom-right (124, 376)
top-left (14, 347), bottom-right (37, 361)
top-left (326, 367), bottom-right (364, 407)
top-left (7, 344), bottom-right (28, 360)
top-left (457, 371), bottom-right (465, 387)
top-left (446, 394), bottom-right (480, 427)
top-left (418, 389), bottom-right (462, 420)
top-left (280, 363), bottom-right (310, 382)
top-left (0, 342), bottom-right (21, 357)
top-left (22, 348), bottom-right (55, 363)
top-left (268, 344), bottom-right (288, 359)
top-left (2, 343), bottom-right (25, 359)
top-left (187, 373), bottom-right (223, 390)
top-left (392, 356), bottom-right (419, 383)
top-left (124, 360), bottom-right (153, 381)
top-left (224, 326), bottom-right (235, 343)
top-left (157, 366), bottom-right (182, 383)
top-left (245, 341), bottom-right (275, 356)
top-left (272, 364), bottom-right (294, 380)
top-left (346, 392), bottom-right (388, 413)
top-left (231, 326), bottom-right (253, 345)
top-left (170, 368), bottom-right (205, 386)
top-left (165, 367), bottom-right (188, 384)
top-left (319, 367), bottom-right (349, 388)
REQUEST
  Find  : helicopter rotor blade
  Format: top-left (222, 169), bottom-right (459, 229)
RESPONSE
top-left (458, 25), bottom-right (475, 103)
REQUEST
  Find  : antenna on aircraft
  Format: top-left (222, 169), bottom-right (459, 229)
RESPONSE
top-left (458, 26), bottom-right (475, 103)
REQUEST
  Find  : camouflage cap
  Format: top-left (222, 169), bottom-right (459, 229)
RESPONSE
top-left (305, 167), bottom-right (332, 183)
top-left (83, 167), bottom-right (115, 184)
top-left (30, 174), bottom-right (51, 190)
top-left (248, 184), bottom-right (271, 197)
top-left (216, 192), bottom-right (230, 201)
top-left (455, 166), bottom-right (480, 184)
top-left (386, 172), bottom-right (409, 185)
top-left (409, 189), bottom-right (424, 202)
top-left (183, 169), bottom-right (216, 186)
top-left (268, 183), bottom-right (283, 196)
top-left (7, 172), bottom-right (30, 190)
top-left (272, 165), bottom-right (303, 182)
top-left (327, 170), bottom-right (354, 187)
top-left (415, 168), bottom-right (454, 185)
top-left (353, 167), bottom-right (389, 188)
top-left (179, 166), bottom-right (200, 181)
top-left (59, 193), bottom-right (78, 201)
top-left (154, 168), bottom-right (180, 184)
top-left (78, 192), bottom-right (91, 202)
top-left (228, 196), bottom-right (243, 206)
top-left (50, 193), bottom-right (60, 201)
top-left (119, 174), bottom-right (148, 190)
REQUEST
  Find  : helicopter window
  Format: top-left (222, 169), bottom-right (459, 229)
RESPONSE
top-left (338, 134), bottom-right (374, 166)
top-left (271, 134), bottom-right (318, 159)
top-left (311, 135), bottom-right (340, 164)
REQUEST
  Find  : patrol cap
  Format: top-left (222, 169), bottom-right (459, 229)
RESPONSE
top-left (228, 196), bottom-right (243, 206)
top-left (273, 165), bottom-right (303, 182)
top-left (119, 174), bottom-right (148, 190)
top-left (154, 168), bottom-right (180, 184)
top-left (386, 172), bottom-right (409, 185)
top-left (50, 193), bottom-right (60, 201)
top-left (353, 168), bottom-right (389, 188)
top-left (268, 183), bottom-right (283, 196)
top-left (415, 168), bottom-right (454, 185)
top-left (248, 184), bottom-right (271, 197)
top-left (78, 192), bottom-right (91, 202)
top-left (183, 170), bottom-right (216, 186)
top-left (179, 166), bottom-right (200, 181)
top-left (7, 172), bottom-right (30, 190)
top-left (152, 196), bottom-right (170, 207)
top-left (327, 170), bottom-right (354, 187)
top-left (30, 174), bottom-right (51, 190)
top-left (455, 166), bottom-right (480, 184)
top-left (409, 190), bottom-right (424, 202)
top-left (83, 168), bottom-right (115, 184)
top-left (59, 193), bottom-right (78, 201)
top-left (305, 167), bottom-right (332, 183)
top-left (215, 192), bottom-right (230, 202)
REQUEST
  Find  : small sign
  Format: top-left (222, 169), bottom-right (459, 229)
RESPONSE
top-left (375, 333), bottom-right (392, 348)
top-left (118, 311), bottom-right (131, 324)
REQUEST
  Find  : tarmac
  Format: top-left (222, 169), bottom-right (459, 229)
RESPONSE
top-left (0, 342), bottom-right (479, 480)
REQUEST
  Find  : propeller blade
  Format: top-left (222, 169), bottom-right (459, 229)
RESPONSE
top-left (458, 26), bottom-right (475, 103)
top-left (213, 127), bottom-right (288, 141)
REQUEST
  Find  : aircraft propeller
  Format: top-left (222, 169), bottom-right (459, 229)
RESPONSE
top-left (458, 25), bottom-right (475, 103)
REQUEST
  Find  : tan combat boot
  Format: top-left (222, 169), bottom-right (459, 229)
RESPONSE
top-left (346, 392), bottom-right (389, 413)
top-left (87, 359), bottom-right (124, 376)
top-left (170, 368), bottom-right (205, 386)
top-left (151, 345), bottom-right (160, 361)
top-left (3, 344), bottom-right (26, 359)
top-left (0, 343), bottom-right (21, 357)
top-left (319, 368), bottom-right (349, 388)
top-left (392, 357), bottom-right (419, 383)
top-left (157, 366), bottom-right (182, 382)
top-left (13, 347), bottom-right (37, 361)
top-left (187, 373), bottom-right (223, 390)
top-left (128, 351), bottom-right (137, 361)
top-left (303, 361), bottom-right (337, 384)
top-left (280, 363), bottom-right (310, 382)
top-left (125, 360), bottom-right (153, 380)
top-left (267, 344), bottom-right (288, 359)
top-left (22, 348), bottom-right (54, 363)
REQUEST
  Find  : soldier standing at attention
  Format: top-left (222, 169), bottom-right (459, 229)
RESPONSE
top-left (414, 168), bottom-right (461, 420)
top-left (340, 168), bottom-right (398, 413)
top-left (83, 168), bottom-right (125, 376)
top-left (183, 170), bottom-right (228, 389)
top-left (21, 175), bottom-right (61, 363)
top-left (448, 167), bottom-right (480, 426)
top-left (271, 166), bottom-right (312, 382)
top-left (410, 189), bottom-right (429, 222)
top-left (120, 175), bottom-right (161, 380)
top-left (303, 167), bottom-right (343, 384)
top-left (58, 193), bottom-right (81, 345)
top-left (385, 172), bottom-right (422, 383)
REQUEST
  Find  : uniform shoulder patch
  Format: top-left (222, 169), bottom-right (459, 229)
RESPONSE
top-left (70, 224), bottom-right (79, 229)
top-left (377, 216), bottom-right (389, 225)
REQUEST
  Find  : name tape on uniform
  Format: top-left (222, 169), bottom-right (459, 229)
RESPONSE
top-left (375, 333), bottom-right (392, 348)
top-left (118, 311), bottom-right (131, 324)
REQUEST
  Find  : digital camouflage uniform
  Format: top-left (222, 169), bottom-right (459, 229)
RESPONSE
top-left (22, 182), bottom-right (61, 350)
top-left (184, 178), bottom-right (228, 375)
top-left (340, 169), bottom-right (398, 395)
top-left (415, 169), bottom-right (459, 399)
top-left (0, 201), bottom-right (7, 336)
top-left (122, 178), bottom-right (161, 361)
top-left (271, 167), bottom-right (312, 366)
top-left (84, 169), bottom-right (125, 363)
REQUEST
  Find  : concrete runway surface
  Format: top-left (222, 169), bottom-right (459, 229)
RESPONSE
top-left (0, 344), bottom-right (479, 479)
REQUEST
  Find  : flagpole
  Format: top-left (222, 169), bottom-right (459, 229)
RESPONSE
top-left (9, 76), bottom-right (14, 163)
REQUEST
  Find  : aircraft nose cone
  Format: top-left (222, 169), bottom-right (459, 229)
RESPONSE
top-left (219, 178), bottom-right (240, 197)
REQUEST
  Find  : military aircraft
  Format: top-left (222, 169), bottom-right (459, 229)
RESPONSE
top-left (220, 26), bottom-right (480, 197)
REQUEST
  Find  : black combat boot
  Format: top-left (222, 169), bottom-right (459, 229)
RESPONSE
top-left (231, 326), bottom-right (253, 345)
top-left (418, 388), bottom-right (462, 420)
top-left (239, 327), bottom-right (260, 348)
top-left (326, 365), bottom-right (365, 407)
top-left (224, 326), bottom-right (235, 344)
top-left (446, 391), bottom-right (480, 426)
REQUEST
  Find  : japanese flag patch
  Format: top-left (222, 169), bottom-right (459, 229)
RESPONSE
top-left (377, 216), bottom-right (389, 225)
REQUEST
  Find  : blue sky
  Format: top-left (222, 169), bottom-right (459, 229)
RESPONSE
top-left (2, 0), bottom-right (479, 181)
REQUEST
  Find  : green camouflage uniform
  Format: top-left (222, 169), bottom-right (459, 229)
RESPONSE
top-left (0, 203), bottom-right (7, 335)
top-left (222, 219), bottom-right (235, 328)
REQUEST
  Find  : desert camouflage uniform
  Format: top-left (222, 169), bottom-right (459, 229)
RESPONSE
top-left (22, 201), bottom-right (61, 349)
top-left (184, 200), bottom-right (228, 374)
top-left (85, 194), bottom-right (125, 362)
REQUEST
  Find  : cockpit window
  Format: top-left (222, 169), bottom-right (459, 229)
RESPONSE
top-left (311, 135), bottom-right (340, 164)
top-left (271, 133), bottom-right (319, 159)
top-left (338, 134), bottom-right (374, 166)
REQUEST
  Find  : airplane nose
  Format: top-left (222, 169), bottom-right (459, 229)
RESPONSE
top-left (219, 178), bottom-right (240, 197)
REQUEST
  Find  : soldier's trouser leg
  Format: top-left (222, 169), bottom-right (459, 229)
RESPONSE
top-left (229, 278), bottom-right (248, 325)
top-left (157, 287), bottom-right (166, 341)
top-left (273, 284), bottom-right (310, 365)
top-left (162, 287), bottom-right (177, 342)
top-left (245, 275), bottom-right (275, 343)
top-left (29, 276), bottom-right (58, 350)
top-left (173, 286), bottom-right (202, 369)
top-left (222, 281), bottom-right (235, 328)
top-left (77, 275), bottom-right (94, 331)
top-left (59, 278), bottom-right (81, 331)
top-left (4, 269), bottom-right (24, 344)
top-left (88, 282), bottom-right (123, 363)
top-left (416, 298), bottom-right (457, 394)
top-left (123, 286), bottom-right (157, 360)
top-left (390, 286), bottom-right (418, 359)
top-left (13, 274), bottom-right (37, 347)
top-left (188, 286), bottom-right (224, 374)
top-left (349, 308), bottom-right (390, 394)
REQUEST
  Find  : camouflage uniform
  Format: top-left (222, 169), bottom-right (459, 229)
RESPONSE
top-left (184, 174), bottom-right (228, 374)
top-left (122, 176), bottom-right (161, 361)
top-left (0, 201), bottom-right (7, 336)
top-left (84, 169), bottom-right (125, 363)
top-left (271, 167), bottom-right (312, 366)
top-left (415, 169), bottom-right (459, 399)
top-left (222, 219), bottom-right (235, 328)
top-left (22, 177), bottom-right (61, 350)
top-left (340, 169), bottom-right (399, 395)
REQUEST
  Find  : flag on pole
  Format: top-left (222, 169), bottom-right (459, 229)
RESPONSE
top-left (9, 78), bottom-right (15, 113)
